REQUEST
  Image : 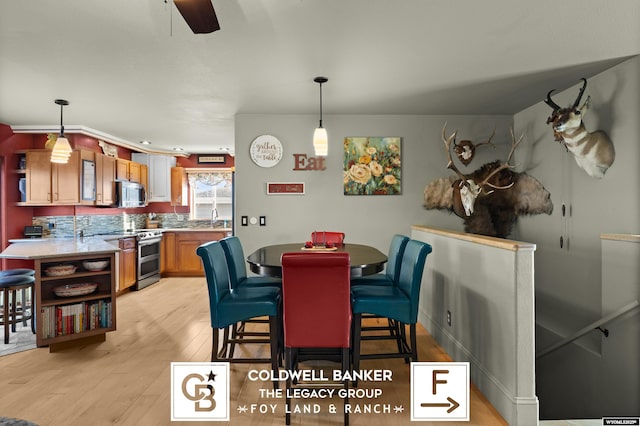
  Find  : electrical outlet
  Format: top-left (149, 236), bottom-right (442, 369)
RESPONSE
top-left (447, 310), bottom-right (452, 327)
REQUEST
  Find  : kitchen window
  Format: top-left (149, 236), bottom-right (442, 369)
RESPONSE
top-left (187, 170), bottom-right (233, 222)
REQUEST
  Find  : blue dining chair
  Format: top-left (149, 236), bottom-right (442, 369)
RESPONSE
top-left (196, 241), bottom-right (280, 385)
top-left (351, 239), bottom-right (432, 372)
top-left (351, 234), bottom-right (409, 286)
top-left (350, 234), bottom-right (410, 341)
top-left (219, 236), bottom-right (282, 358)
top-left (220, 236), bottom-right (282, 288)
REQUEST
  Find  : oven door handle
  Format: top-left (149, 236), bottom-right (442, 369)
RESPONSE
top-left (138, 237), bottom-right (162, 246)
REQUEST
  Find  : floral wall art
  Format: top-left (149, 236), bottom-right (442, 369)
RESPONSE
top-left (343, 137), bottom-right (401, 195)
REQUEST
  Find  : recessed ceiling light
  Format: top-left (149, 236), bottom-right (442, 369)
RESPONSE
top-left (140, 140), bottom-right (151, 145)
top-left (173, 147), bottom-right (184, 151)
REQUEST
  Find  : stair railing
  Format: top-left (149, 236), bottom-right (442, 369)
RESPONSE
top-left (536, 299), bottom-right (639, 360)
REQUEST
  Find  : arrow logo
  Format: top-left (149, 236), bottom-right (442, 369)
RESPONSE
top-left (421, 397), bottom-right (460, 413)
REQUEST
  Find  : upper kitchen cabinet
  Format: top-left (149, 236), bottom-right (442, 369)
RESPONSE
top-left (95, 153), bottom-right (116, 206)
top-left (132, 153), bottom-right (175, 202)
top-left (170, 167), bottom-right (188, 206)
top-left (24, 150), bottom-right (80, 205)
top-left (116, 158), bottom-right (142, 183)
top-left (139, 164), bottom-right (148, 198)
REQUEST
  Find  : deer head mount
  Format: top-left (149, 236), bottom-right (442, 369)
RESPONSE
top-left (450, 127), bottom-right (496, 166)
top-left (424, 125), bottom-right (553, 238)
top-left (442, 124), bottom-right (520, 217)
top-left (545, 78), bottom-right (615, 179)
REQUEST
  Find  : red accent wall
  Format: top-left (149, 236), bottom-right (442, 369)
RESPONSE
top-left (0, 124), bottom-right (36, 269)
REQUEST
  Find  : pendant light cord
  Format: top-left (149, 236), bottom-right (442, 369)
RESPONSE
top-left (59, 103), bottom-right (65, 136)
top-left (318, 81), bottom-right (323, 128)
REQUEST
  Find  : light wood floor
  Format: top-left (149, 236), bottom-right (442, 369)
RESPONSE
top-left (0, 277), bottom-right (507, 425)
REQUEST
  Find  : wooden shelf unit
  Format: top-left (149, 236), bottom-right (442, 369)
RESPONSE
top-left (34, 252), bottom-right (117, 348)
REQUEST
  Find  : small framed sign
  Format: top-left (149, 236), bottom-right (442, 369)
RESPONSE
top-left (267, 182), bottom-right (305, 195)
top-left (198, 155), bottom-right (226, 164)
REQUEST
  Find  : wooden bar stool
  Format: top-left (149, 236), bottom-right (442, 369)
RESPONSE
top-left (0, 272), bottom-right (36, 344)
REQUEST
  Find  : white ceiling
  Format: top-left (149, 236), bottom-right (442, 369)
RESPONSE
top-left (1, 0), bottom-right (638, 155)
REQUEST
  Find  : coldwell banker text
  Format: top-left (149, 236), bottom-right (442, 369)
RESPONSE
top-left (248, 368), bottom-right (393, 382)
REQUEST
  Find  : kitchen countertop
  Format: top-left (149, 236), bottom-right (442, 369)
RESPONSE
top-left (160, 228), bottom-right (232, 233)
top-left (8, 228), bottom-right (233, 243)
top-left (0, 237), bottom-right (119, 260)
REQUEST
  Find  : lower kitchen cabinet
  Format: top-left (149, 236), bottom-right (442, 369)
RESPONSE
top-left (119, 237), bottom-right (137, 291)
top-left (162, 231), bottom-right (227, 277)
top-left (35, 252), bottom-right (116, 348)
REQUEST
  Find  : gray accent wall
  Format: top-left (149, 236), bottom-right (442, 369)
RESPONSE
top-left (513, 56), bottom-right (640, 418)
top-left (234, 114), bottom-right (513, 257)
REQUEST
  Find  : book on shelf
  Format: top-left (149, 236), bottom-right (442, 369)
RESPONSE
top-left (41, 300), bottom-right (112, 339)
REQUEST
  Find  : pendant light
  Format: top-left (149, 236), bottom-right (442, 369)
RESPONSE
top-left (313, 76), bottom-right (328, 156)
top-left (50, 99), bottom-right (72, 164)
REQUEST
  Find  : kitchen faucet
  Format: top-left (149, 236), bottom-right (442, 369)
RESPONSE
top-left (211, 207), bottom-right (219, 227)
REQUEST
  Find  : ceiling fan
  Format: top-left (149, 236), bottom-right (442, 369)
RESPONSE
top-left (173, 0), bottom-right (220, 34)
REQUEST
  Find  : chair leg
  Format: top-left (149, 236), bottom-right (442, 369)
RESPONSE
top-left (3, 290), bottom-right (10, 344)
top-left (352, 313), bottom-right (362, 386)
top-left (285, 347), bottom-right (293, 425)
top-left (21, 288), bottom-right (27, 326)
top-left (342, 347), bottom-right (350, 426)
top-left (269, 315), bottom-right (279, 390)
top-left (226, 324), bottom-right (237, 358)
top-left (410, 323), bottom-right (418, 362)
top-left (211, 328), bottom-right (220, 362)
top-left (10, 289), bottom-right (17, 333)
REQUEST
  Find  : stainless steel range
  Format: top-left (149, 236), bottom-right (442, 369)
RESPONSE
top-left (135, 230), bottom-right (163, 290)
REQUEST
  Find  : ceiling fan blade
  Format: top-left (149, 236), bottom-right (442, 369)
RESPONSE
top-left (174, 0), bottom-right (220, 34)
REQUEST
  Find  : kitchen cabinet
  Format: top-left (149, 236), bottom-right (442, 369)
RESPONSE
top-left (140, 164), bottom-right (148, 203)
top-left (95, 153), bottom-right (116, 206)
top-left (162, 231), bottom-right (227, 277)
top-left (129, 161), bottom-right (141, 183)
top-left (116, 158), bottom-right (143, 183)
top-left (116, 159), bottom-right (129, 181)
top-left (24, 150), bottom-right (80, 205)
top-left (34, 251), bottom-right (116, 349)
top-left (118, 237), bottom-right (137, 291)
top-left (132, 153), bottom-right (175, 202)
top-left (171, 167), bottom-right (188, 206)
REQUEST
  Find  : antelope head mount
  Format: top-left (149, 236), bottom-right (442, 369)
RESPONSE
top-left (544, 78), bottom-right (615, 178)
top-left (442, 124), bottom-right (522, 217)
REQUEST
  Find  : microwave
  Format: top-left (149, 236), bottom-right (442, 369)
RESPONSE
top-left (115, 181), bottom-right (146, 208)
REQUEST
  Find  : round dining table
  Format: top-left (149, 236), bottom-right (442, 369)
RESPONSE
top-left (246, 243), bottom-right (388, 278)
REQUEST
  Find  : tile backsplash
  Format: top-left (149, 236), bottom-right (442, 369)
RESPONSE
top-left (32, 214), bottom-right (231, 238)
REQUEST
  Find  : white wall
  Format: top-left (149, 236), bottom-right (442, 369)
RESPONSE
top-left (513, 56), bottom-right (640, 418)
top-left (234, 114), bottom-right (513, 257)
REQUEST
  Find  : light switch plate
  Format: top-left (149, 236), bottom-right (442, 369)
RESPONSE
top-left (259, 216), bottom-right (266, 226)
top-left (241, 216), bottom-right (248, 226)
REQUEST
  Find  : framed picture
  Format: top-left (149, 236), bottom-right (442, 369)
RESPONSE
top-left (266, 182), bottom-right (305, 195)
top-left (197, 155), bottom-right (226, 164)
top-left (343, 137), bottom-right (401, 195)
top-left (81, 159), bottom-right (96, 201)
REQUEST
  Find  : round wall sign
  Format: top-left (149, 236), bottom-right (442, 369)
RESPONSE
top-left (249, 135), bottom-right (283, 168)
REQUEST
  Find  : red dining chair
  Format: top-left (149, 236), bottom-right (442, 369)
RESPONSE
top-left (310, 231), bottom-right (345, 246)
top-left (281, 252), bottom-right (351, 425)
